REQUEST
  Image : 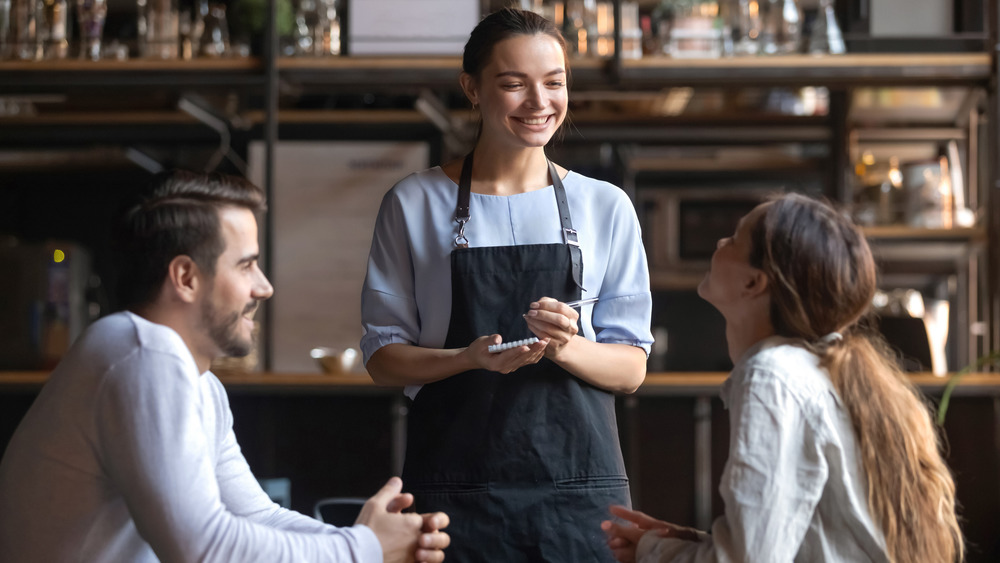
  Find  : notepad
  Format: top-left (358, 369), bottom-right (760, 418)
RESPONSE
top-left (488, 338), bottom-right (539, 353)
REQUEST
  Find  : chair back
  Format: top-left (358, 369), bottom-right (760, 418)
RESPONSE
top-left (313, 497), bottom-right (367, 527)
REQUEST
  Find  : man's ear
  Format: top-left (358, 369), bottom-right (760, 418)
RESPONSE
top-left (459, 72), bottom-right (479, 108)
top-left (743, 269), bottom-right (770, 299)
top-left (166, 255), bottom-right (201, 304)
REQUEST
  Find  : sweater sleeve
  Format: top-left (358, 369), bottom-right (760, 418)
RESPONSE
top-left (206, 373), bottom-right (368, 536)
top-left (94, 350), bottom-right (383, 563)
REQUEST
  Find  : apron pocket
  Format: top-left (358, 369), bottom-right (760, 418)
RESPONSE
top-left (553, 476), bottom-right (629, 491)
top-left (406, 481), bottom-right (489, 495)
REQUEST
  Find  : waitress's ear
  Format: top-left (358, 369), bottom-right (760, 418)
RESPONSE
top-left (459, 72), bottom-right (479, 108)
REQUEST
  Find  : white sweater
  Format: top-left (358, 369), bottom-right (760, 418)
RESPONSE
top-left (0, 311), bottom-right (381, 562)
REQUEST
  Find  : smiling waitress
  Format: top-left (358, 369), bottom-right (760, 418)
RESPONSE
top-left (360, 8), bottom-right (653, 562)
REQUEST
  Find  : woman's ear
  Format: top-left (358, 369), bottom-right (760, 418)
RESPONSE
top-left (459, 72), bottom-right (479, 108)
top-left (166, 255), bottom-right (201, 304)
top-left (743, 269), bottom-right (770, 299)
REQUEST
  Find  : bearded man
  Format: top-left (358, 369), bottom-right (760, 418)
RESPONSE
top-left (0, 171), bottom-right (449, 563)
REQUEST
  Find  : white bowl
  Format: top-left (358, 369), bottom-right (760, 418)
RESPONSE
top-left (310, 347), bottom-right (360, 375)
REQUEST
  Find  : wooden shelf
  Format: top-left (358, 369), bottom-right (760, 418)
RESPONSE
top-left (0, 57), bottom-right (264, 92)
top-left (619, 53), bottom-right (992, 87)
top-left (272, 53), bottom-right (992, 90)
top-left (0, 58), bottom-right (261, 71)
top-left (861, 225), bottom-right (986, 241)
top-left (0, 53), bottom-right (988, 96)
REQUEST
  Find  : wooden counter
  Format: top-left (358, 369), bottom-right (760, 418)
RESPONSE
top-left (2, 370), bottom-right (998, 396)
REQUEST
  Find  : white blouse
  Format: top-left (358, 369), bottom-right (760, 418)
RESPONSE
top-left (637, 336), bottom-right (889, 562)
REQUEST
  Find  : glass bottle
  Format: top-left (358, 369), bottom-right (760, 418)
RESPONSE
top-left (40, 0), bottom-right (68, 58)
top-left (11, 0), bottom-right (42, 60)
top-left (0, 0), bottom-right (10, 59)
top-left (75, 0), bottom-right (106, 60)
top-left (807, 0), bottom-right (845, 55)
top-left (321, 0), bottom-right (340, 56)
top-left (733, 0), bottom-right (760, 55)
top-left (141, 0), bottom-right (179, 59)
top-left (198, 2), bottom-right (228, 58)
top-left (760, 0), bottom-right (800, 54)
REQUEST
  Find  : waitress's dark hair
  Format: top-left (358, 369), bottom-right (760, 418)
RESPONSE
top-left (113, 170), bottom-right (266, 310)
top-left (462, 7), bottom-right (570, 82)
top-left (748, 193), bottom-right (964, 562)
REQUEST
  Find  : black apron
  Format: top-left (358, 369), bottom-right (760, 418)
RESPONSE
top-left (402, 153), bottom-right (629, 562)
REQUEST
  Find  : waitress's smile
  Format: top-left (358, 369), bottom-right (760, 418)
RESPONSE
top-left (512, 114), bottom-right (556, 130)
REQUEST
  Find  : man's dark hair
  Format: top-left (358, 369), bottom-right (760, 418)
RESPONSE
top-left (113, 170), bottom-right (266, 310)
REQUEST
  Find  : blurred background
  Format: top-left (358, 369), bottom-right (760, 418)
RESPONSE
top-left (1, 0), bottom-right (998, 560)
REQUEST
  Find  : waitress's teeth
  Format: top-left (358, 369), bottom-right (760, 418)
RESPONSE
top-left (521, 117), bottom-right (547, 125)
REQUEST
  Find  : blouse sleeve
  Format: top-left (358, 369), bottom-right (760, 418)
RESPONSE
top-left (636, 368), bottom-right (828, 562)
top-left (590, 190), bottom-right (653, 355)
top-left (360, 187), bottom-right (421, 365)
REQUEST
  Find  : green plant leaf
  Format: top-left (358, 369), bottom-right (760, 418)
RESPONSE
top-left (936, 349), bottom-right (1000, 425)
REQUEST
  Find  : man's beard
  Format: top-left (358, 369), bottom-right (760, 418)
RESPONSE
top-left (202, 300), bottom-right (257, 358)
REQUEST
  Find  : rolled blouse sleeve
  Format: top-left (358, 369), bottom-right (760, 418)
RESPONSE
top-left (585, 186), bottom-right (653, 354)
top-left (361, 187), bottom-right (421, 365)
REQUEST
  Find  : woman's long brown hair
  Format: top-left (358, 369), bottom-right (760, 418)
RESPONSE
top-left (749, 193), bottom-right (964, 562)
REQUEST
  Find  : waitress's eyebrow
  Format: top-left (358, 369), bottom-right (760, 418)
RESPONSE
top-left (495, 68), bottom-right (566, 78)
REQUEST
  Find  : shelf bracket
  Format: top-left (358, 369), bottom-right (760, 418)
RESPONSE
top-left (177, 93), bottom-right (248, 175)
top-left (415, 89), bottom-right (475, 161)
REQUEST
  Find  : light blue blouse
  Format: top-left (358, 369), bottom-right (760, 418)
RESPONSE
top-left (361, 166), bottom-right (654, 396)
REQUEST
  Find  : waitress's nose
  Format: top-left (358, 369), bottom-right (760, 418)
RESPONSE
top-left (525, 83), bottom-right (546, 110)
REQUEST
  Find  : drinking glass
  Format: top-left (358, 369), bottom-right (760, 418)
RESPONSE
top-left (75, 0), bottom-right (106, 61)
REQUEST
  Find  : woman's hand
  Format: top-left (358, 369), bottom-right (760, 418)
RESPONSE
top-left (601, 505), bottom-right (702, 562)
top-left (522, 297), bottom-right (579, 361)
top-left (463, 334), bottom-right (549, 374)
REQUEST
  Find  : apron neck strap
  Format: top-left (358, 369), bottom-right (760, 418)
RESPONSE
top-left (454, 152), bottom-right (585, 290)
top-left (548, 160), bottom-right (585, 291)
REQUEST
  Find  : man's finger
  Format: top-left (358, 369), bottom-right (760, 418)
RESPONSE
top-left (419, 530), bottom-right (451, 550)
top-left (415, 547), bottom-right (446, 563)
top-left (368, 476), bottom-right (404, 507)
top-left (422, 512), bottom-right (449, 532)
top-left (386, 492), bottom-right (414, 513)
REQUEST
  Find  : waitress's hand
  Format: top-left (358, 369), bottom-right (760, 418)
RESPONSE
top-left (523, 297), bottom-right (579, 360)
top-left (465, 334), bottom-right (549, 374)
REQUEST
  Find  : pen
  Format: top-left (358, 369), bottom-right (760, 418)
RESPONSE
top-left (563, 297), bottom-right (599, 309)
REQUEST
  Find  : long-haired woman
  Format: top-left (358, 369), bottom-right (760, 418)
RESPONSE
top-left (603, 193), bottom-right (963, 562)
